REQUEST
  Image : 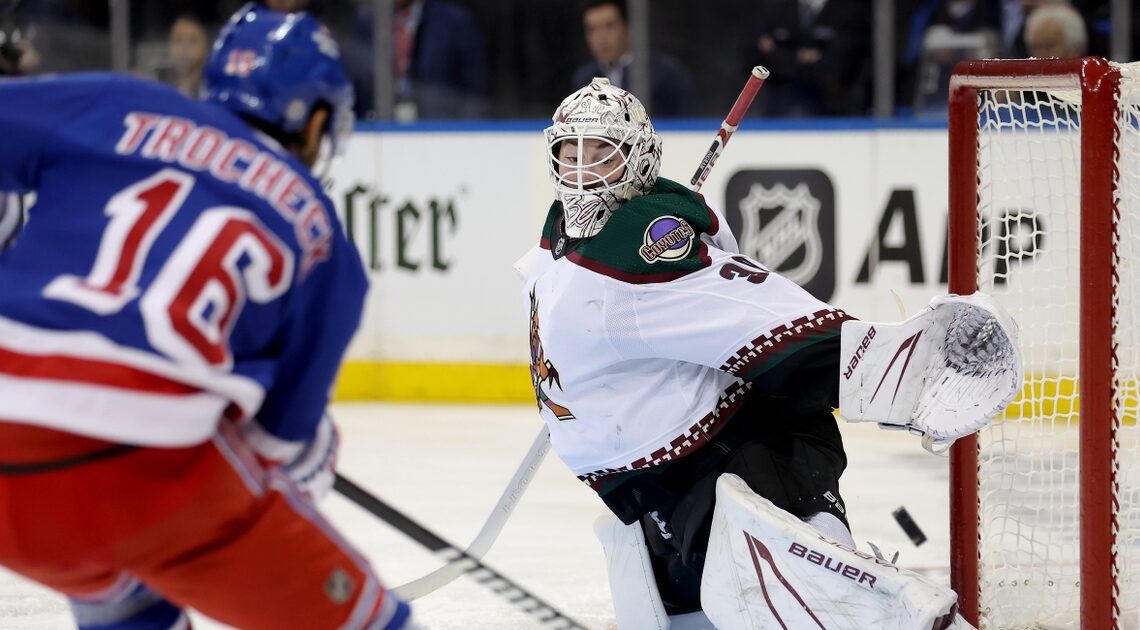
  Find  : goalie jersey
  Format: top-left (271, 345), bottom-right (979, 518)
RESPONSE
top-left (516, 177), bottom-right (852, 500)
top-left (0, 73), bottom-right (367, 448)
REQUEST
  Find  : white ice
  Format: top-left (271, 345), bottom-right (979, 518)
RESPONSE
top-left (0, 403), bottom-right (952, 629)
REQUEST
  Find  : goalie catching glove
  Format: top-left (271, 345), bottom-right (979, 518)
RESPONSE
top-left (838, 292), bottom-right (1022, 451)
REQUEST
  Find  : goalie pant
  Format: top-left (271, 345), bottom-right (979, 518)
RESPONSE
top-left (0, 420), bottom-right (411, 630)
top-left (609, 391), bottom-right (851, 615)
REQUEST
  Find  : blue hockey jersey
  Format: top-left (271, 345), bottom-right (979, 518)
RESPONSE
top-left (0, 73), bottom-right (368, 448)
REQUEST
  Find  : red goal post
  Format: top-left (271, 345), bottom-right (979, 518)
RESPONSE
top-left (948, 57), bottom-right (1140, 629)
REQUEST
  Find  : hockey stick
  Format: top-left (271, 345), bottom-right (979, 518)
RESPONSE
top-left (333, 473), bottom-right (587, 629)
top-left (394, 425), bottom-right (551, 599)
top-left (689, 65), bottom-right (769, 192)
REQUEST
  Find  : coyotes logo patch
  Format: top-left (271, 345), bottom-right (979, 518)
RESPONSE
top-left (529, 288), bottom-right (575, 421)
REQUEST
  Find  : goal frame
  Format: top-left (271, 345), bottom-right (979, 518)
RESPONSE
top-left (948, 56), bottom-right (1121, 629)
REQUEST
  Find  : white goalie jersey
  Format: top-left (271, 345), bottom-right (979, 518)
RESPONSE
top-left (515, 178), bottom-right (852, 491)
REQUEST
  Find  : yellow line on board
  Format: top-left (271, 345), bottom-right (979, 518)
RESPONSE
top-left (334, 366), bottom-right (1139, 426)
top-left (335, 361), bottom-right (534, 403)
top-left (1000, 375), bottom-right (1138, 425)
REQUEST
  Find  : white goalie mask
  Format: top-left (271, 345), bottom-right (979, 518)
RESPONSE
top-left (544, 78), bottom-right (662, 238)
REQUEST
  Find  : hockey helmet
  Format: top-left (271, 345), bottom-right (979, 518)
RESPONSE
top-left (544, 78), bottom-right (662, 238)
top-left (203, 3), bottom-right (354, 156)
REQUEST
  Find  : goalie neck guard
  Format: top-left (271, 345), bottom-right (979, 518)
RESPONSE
top-left (203, 3), bottom-right (354, 158)
top-left (544, 78), bottom-right (662, 239)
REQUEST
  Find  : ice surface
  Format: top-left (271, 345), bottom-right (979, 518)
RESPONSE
top-left (0, 402), bottom-right (952, 629)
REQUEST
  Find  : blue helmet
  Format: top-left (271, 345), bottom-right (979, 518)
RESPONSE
top-left (203, 3), bottom-right (354, 156)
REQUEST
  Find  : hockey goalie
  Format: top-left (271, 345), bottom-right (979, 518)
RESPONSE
top-left (517, 74), bottom-right (1022, 629)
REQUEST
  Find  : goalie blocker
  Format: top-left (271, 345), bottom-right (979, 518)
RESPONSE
top-left (838, 292), bottom-right (1022, 451)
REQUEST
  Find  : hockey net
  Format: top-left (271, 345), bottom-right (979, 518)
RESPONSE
top-left (948, 57), bottom-right (1140, 630)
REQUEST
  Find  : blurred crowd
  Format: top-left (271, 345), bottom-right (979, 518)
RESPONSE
top-left (0, 0), bottom-right (1133, 120)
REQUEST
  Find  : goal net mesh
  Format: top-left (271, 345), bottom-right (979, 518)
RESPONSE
top-left (969, 62), bottom-right (1140, 629)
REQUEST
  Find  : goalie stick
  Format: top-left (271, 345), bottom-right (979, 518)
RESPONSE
top-left (689, 65), bottom-right (769, 192)
top-left (395, 425), bottom-right (551, 599)
top-left (336, 66), bottom-right (772, 605)
top-left (332, 473), bottom-right (587, 629)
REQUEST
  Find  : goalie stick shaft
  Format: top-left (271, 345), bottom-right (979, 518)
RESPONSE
top-left (395, 425), bottom-right (551, 599)
top-left (689, 65), bottom-right (769, 192)
top-left (332, 473), bottom-right (587, 629)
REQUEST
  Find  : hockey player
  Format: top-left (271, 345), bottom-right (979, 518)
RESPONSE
top-left (516, 78), bottom-right (1017, 629)
top-left (0, 4), bottom-right (412, 629)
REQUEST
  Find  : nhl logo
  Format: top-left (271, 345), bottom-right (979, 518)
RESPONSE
top-left (737, 182), bottom-right (822, 287)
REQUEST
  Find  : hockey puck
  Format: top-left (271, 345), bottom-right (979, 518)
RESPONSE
top-left (893, 507), bottom-right (927, 546)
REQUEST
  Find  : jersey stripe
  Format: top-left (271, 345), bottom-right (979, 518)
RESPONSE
top-left (0, 347), bottom-right (200, 395)
top-left (0, 373), bottom-right (232, 446)
top-left (577, 380), bottom-right (753, 492)
top-left (719, 308), bottom-right (852, 379)
top-left (0, 316), bottom-right (265, 445)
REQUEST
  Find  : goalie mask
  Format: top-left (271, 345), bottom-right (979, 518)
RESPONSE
top-left (545, 78), bottom-right (662, 238)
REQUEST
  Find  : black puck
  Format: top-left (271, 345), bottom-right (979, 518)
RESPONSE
top-left (893, 507), bottom-right (927, 546)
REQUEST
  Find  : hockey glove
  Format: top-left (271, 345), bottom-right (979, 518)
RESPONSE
top-left (282, 412), bottom-right (339, 501)
top-left (241, 412), bottom-right (339, 502)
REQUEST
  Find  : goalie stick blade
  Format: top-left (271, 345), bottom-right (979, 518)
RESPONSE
top-left (332, 474), bottom-right (588, 629)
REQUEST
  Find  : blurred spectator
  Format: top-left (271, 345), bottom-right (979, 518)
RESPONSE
top-left (571, 0), bottom-right (697, 118)
top-left (347, 0), bottom-right (490, 121)
top-left (259, 0), bottom-right (309, 11)
top-left (256, 0), bottom-right (357, 43)
top-left (1001, 0), bottom-right (1085, 57)
top-left (166, 14), bottom-right (209, 97)
top-left (5, 0), bottom-right (109, 74)
top-left (995, 2), bottom-right (1086, 126)
top-left (905, 0), bottom-right (1001, 115)
top-left (1077, 0), bottom-right (1137, 59)
top-left (746, 0), bottom-right (872, 117)
top-left (1023, 1), bottom-right (1087, 58)
top-left (509, 0), bottom-right (587, 117)
top-left (0, 1), bottom-right (39, 76)
top-left (904, 0), bottom-right (1003, 56)
top-left (0, 2), bottom-right (30, 288)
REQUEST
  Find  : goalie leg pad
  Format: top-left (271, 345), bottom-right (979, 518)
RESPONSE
top-left (701, 474), bottom-right (963, 630)
top-left (594, 512), bottom-right (670, 630)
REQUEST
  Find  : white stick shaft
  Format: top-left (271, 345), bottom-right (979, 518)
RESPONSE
top-left (394, 425), bottom-right (551, 599)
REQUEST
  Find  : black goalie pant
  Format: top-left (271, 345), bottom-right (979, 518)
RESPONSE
top-left (637, 404), bottom-right (849, 615)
